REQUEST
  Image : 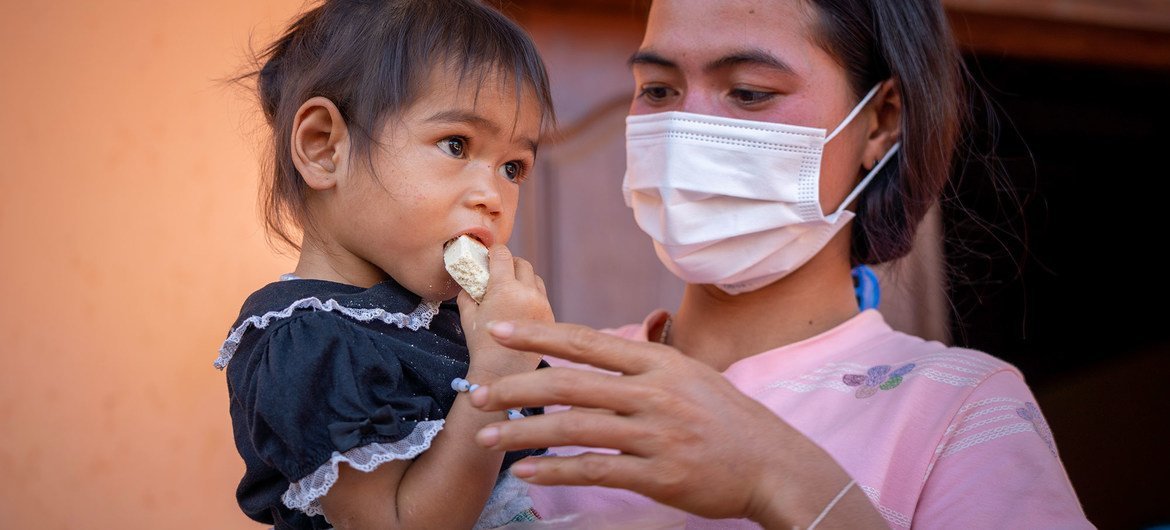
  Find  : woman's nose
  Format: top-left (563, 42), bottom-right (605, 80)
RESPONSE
top-left (680, 89), bottom-right (721, 116)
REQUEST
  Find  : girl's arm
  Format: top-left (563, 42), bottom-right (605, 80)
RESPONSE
top-left (467, 319), bottom-right (890, 530)
top-left (319, 245), bottom-right (551, 529)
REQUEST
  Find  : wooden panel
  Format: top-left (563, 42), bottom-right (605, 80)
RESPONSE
top-left (949, 9), bottom-right (1170, 69)
top-left (500, 0), bottom-right (1170, 69)
top-left (944, 0), bottom-right (1170, 31)
top-left (504, 5), bottom-right (683, 329)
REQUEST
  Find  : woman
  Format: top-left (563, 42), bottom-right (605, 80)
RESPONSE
top-left (471, 0), bottom-right (1092, 528)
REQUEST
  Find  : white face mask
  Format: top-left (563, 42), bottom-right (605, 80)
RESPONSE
top-left (622, 84), bottom-right (900, 294)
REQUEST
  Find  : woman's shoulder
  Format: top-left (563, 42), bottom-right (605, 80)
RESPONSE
top-left (722, 310), bottom-right (1022, 394)
top-left (876, 333), bottom-right (1023, 389)
top-left (842, 310), bottom-right (1023, 382)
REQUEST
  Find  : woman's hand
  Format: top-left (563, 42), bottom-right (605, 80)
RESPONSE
top-left (466, 320), bottom-right (886, 529)
top-left (456, 245), bottom-right (552, 379)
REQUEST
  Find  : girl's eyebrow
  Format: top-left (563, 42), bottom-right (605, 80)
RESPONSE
top-left (424, 109), bottom-right (538, 155)
top-left (426, 110), bottom-right (501, 135)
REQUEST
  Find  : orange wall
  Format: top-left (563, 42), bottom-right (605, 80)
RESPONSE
top-left (0, 2), bottom-right (306, 527)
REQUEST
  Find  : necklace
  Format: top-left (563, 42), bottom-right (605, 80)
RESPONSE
top-left (657, 315), bottom-right (672, 344)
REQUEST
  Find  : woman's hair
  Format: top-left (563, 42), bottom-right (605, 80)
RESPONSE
top-left (806, 0), bottom-right (968, 265)
top-left (244, 0), bottom-right (555, 251)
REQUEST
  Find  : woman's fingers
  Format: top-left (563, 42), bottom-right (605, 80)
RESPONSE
top-left (471, 367), bottom-right (644, 414)
top-left (509, 453), bottom-right (660, 490)
top-left (488, 321), bottom-right (671, 375)
top-left (478, 410), bottom-right (649, 454)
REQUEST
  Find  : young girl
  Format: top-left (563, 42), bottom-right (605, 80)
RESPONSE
top-left (214, 1), bottom-right (556, 528)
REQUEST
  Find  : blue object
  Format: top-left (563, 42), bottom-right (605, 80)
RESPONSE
top-left (852, 264), bottom-right (880, 310)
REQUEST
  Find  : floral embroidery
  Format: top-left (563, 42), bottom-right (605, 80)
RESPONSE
top-left (510, 508), bottom-right (541, 522)
top-left (843, 363), bottom-right (915, 398)
top-left (1016, 402), bottom-right (1057, 455)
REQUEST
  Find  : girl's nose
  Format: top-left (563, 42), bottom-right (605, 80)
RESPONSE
top-left (465, 164), bottom-right (502, 217)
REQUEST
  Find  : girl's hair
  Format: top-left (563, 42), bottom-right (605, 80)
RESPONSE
top-left (245, 0), bottom-right (555, 251)
top-left (806, 0), bottom-right (968, 265)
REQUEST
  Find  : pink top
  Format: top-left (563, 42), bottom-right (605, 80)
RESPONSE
top-left (528, 310), bottom-right (1093, 529)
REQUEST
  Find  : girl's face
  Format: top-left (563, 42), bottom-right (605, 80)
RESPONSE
top-left (323, 66), bottom-right (542, 300)
top-left (631, 0), bottom-right (869, 217)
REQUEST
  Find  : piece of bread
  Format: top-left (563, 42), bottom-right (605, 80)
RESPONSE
top-left (443, 235), bottom-right (489, 302)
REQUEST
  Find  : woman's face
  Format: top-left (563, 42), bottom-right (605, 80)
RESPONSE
top-left (630, 0), bottom-right (869, 216)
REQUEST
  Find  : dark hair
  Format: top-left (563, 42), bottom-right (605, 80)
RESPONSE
top-left (244, 0), bottom-right (555, 251)
top-left (806, 0), bottom-right (967, 265)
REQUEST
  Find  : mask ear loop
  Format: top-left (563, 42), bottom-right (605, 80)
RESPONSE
top-left (825, 82), bottom-right (884, 142)
top-left (833, 141), bottom-right (901, 217)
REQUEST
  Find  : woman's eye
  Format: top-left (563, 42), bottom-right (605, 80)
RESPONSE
top-left (499, 161), bottom-right (527, 183)
top-left (638, 85), bottom-right (677, 103)
top-left (437, 136), bottom-right (467, 158)
top-left (730, 88), bottom-right (776, 105)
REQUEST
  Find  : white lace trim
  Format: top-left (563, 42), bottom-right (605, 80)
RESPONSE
top-left (281, 419), bottom-right (445, 517)
top-left (214, 296), bottom-right (442, 370)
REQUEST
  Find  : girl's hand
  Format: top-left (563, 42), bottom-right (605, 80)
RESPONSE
top-left (456, 244), bottom-right (552, 379)
top-left (466, 320), bottom-right (886, 528)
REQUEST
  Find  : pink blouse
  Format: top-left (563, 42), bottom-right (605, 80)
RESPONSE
top-left (528, 310), bottom-right (1093, 529)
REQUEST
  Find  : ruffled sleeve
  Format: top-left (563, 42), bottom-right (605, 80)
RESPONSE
top-left (235, 311), bottom-right (446, 517)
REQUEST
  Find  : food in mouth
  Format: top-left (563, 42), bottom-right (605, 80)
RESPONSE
top-left (443, 235), bottom-right (489, 302)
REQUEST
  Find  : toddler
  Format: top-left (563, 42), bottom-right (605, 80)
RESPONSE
top-left (214, 1), bottom-right (556, 528)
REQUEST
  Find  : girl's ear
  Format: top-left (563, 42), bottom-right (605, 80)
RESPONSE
top-left (291, 97), bottom-right (349, 190)
top-left (862, 78), bottom-right (902, 171)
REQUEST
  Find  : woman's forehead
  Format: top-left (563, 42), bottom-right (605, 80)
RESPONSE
top-left (642, 0), bottom-right (821, 73)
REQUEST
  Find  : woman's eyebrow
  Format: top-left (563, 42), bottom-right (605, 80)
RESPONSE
top-left (704, 49), bottom-right (795, 75)
top-left (629, 48), bottom-right (795, 76)
top-left (629, 50), bottom-right (676, 69)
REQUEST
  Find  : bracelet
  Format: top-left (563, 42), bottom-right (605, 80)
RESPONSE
top-left (451, 378), bottom-right (524, 420)
top-left (807, 479), bottom-right (855, 530)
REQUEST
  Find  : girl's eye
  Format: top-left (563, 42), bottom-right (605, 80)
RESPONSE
top-left (437, 136), bottom-right (467, 158)
top-left (499, 161), bottom-right (528, 183)
top-left (638, 84), bottom-right (678, 104)
top-left (730, 88), bottom-right (776, 105)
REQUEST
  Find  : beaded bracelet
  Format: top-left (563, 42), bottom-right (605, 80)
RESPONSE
top-left (451, 378), bottom-right (524, 420)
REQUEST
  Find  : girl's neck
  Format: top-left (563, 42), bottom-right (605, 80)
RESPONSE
top-left (294, 236), bottom-right (388, 288)
top-left (665, 246), bottom-right (860, 372)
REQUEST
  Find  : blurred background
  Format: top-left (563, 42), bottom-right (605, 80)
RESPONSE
top-left (1, 0), bottom-right (1167, 528)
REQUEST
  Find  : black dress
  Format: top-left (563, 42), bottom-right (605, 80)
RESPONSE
top-left (216, 277), bottom-right (545, 529)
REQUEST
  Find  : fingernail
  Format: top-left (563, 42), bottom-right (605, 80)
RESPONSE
top-left (476, 426), bottom-right (500, 448)
top-left (510, 461), bottom-right (536, 478)
top-left (469, 385), bottom-right (489, 407)
top-left (488, 321), bottom-right (514, 339)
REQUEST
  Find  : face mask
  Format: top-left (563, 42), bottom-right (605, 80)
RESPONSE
top-left (622, 84), bottom-right (900, 294)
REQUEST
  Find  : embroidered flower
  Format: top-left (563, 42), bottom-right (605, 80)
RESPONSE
top-left (842, 363), bottom-right (915, 398)
top-left (1016, 402), bottom-right (1057, 455)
